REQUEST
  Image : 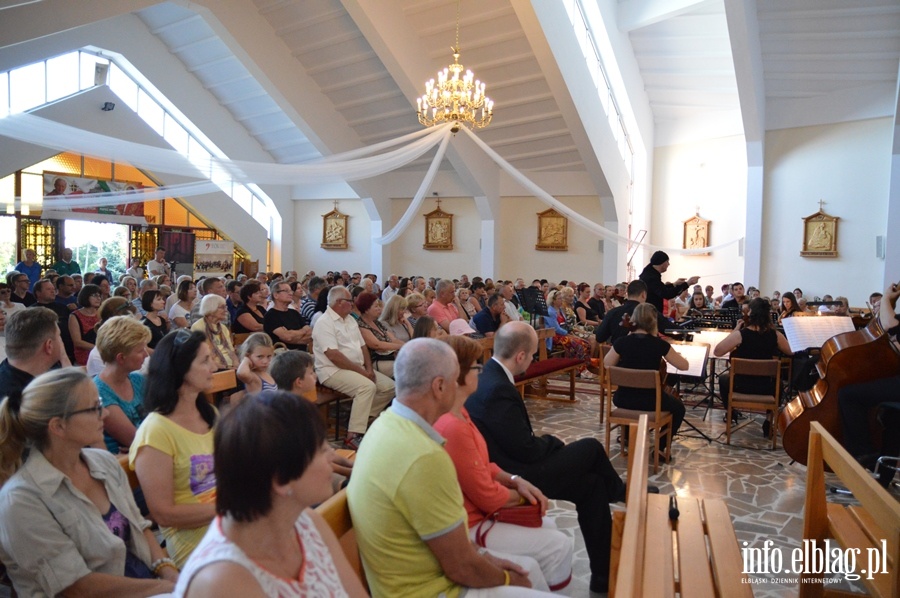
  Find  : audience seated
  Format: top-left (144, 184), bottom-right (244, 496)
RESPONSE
top-left (412, 315), bottom-right (442, 338)
top-left (141, 289), bottom-right (170, 350)
top-left (192, 295), bottom-right (238, 371)
top-left (428, 279), bottom-right (463, 334)
top-left (31, 277), bottom-right (75, 362)
top-left (69, 283), bottom-right (102, 366)
top-left (405, 292), bottom-right (428, 328)
top-left (356, 291), bottom-right (404, 378)
top-left (174, 391), bottom-right (368, 597)
top-left (471, 294), bottom-right (509, 338)
top-left (0, 369), bottom-right (177, 596)
top-left (379, 294), bottom-right (415, 341)
top-left (544, 290), bottom-right (593, 377)
top-left (603, 303), bottom-right (689, 459)
top-left (130, 330), bottom-right (218, 568)
top-left (87, 297), bottom-right (140, 376)
top-left (457, 286), bottom-right (478, 320)
top-left (0, 308), bottom-right (69, 404)
top-left (349, 339), bottom-right (554, 596)
top-left (236, 332), bottom-right (277, 394)
top-left (434, 336), bottom-right (574, 591)
top-left (263, 280), bottom-right (311, 352)
top-left (94, 315), bottom-right (151, 454)
top-left (312, 286), bottom-right (394, 450)
top-left (169, 279), bottom-right (197, 330)
top-left (233, 281), bottom-right (266, 334)
top-left (465, 322), bottom-right (629, 594)
top-left (0, 281), bottom-right (26, 321)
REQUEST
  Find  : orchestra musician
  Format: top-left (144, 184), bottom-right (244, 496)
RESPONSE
top-left (837, 280), bottom-right (900, 479)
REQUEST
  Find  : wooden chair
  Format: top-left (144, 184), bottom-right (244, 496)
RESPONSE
top-left (597, 344), bottom-right (614, 425)
top-left (201, 369), bottom-right (238, 404)
top-left (801, 421), bottom-right (900, 597)
top-left (315, 488), bottom-right (368, 590)
top-left (232, 332), bottom-right (252, 351)
top-left (605, 365), bottom-right (672, 473)
top-left (726, 358), bottom-right (780, 449)
top-left (117, 453), bottom-right (140, 491)
top-left (302, 384), bottom-right (351, 441)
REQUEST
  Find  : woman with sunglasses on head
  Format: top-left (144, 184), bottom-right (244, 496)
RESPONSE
top-left (0, 369), bottom-right (177, 597)
top-left (433, 336), bottom-right (573, 592)
top-left (68, 283), bottom-right (102, 366)
top-left (130, 329), bottom-right (218, 568)
top-left (174, 391), bottom-right (367, 597)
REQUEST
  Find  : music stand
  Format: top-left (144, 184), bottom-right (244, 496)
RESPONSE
top-left (666, 341), bottom-right (713, 443)
top-left (519, 287), bottom-right (548, 328)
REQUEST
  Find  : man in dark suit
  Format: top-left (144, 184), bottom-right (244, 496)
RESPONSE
top-left (465, 321), bottom-right (630, 594)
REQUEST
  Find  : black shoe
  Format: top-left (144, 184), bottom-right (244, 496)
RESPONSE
top-left (762, 419), bottom-right (772, 439)
top-left (647, 485), bottom-right (660, 494)
top-left (723, 410), bottom-right (743, 424)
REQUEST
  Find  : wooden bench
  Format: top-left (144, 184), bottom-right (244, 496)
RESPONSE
top-left (201, 369), bottom-right (240, 405)
top-left (800, 421), bottom-right (900, 597)
top-left (303, 383), bottom-right (352, 441)
top-left (610, 415), bottom-right (750, 597)
top-left (315, 488), bottom-right (368, 590)
top-left (513, 328), bottom-right (584, 402)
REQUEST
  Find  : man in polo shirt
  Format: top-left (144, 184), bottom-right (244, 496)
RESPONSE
top-left (0, 308), bottom-right (70, 403)
top-left (427, 279), bottom-right (460, 333)
top-left (312, 286), bottom-right (394, 450)
top-left (381, 274), bottom-right (400, 302)
top-left (300, 276), bottom-right (326, 324)
top-left (264, 280), bottom-right (311, 350)
top-left (54, 275), bottom-right (78, 312)
top-left (471, 294), bottom-right (509, 337)
top-left (348, 339), bottom-right (549, 597)
top-left (146, 246), bottom-right (171, 278)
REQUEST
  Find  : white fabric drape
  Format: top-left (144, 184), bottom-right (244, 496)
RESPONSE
top-left (0, 112), bottom-right (743, 255)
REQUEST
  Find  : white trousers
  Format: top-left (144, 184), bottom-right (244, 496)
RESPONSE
top-left (469, 517), bottom-right (573, 592)
top-left (322, 368), bottom-right (394, 434)
top-left (461, 549), bottom-right (556, 597)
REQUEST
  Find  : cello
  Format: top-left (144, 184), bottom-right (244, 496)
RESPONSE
top-left (778, 316), bottom-right (900, 465)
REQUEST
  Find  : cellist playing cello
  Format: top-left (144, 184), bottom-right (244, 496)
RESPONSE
top-left (838, 280), bottom-right (900, 479)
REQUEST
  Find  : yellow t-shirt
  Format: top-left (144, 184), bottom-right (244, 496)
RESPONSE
top-left (130, 412), bottom-right (216, 567)
top-left (348, 408), bottom-right (467, 598)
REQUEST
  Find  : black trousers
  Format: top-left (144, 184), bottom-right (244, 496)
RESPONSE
top-left (837, 375), bottom-right (900, 458)
top-left (507, 438), bottom-right (625, 583)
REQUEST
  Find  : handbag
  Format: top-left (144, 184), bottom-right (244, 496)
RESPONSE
top-left (473, 503), bottom-right (542, 547)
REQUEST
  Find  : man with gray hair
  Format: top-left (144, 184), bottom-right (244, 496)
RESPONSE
top-left (0, 308), bottom-right (70, 403)
top-left (427, 278), bottom-right (460, 333)
top-left (349, 339), bottom-right (551, 597)
top-left (300, 276), bottom-right (326, 323)
top-left (312, 285), bottom-right (394, 449)
top-left (467, 321), bottom-right (633, 594)
top-left (133, 278), bottom-right (158, 316)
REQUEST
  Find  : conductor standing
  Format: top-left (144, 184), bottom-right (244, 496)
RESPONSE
top-left (639, 251), bottom-right (699, 313)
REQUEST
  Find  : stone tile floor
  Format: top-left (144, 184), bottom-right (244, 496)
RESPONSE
top-left (523, 379), bottom-right (899, 597)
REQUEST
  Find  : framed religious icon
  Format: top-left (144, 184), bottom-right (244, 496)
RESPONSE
top-left (321, 207), bottom-right (348, 249)
top-left (423, 204), bottom-right (453, 250)
top-left (536, 208), bottom-right (567, 251)
top-left (801, 205), bottom-right (838, 257)
top-left (683, 213), bottom-right (710, 255)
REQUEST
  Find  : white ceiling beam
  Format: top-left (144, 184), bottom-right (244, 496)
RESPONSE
top-left (724, 0), bottom-right (765, 153)
top-left (340, 0), bottom-right (499, 201)
top-left (766, 82), bottom-right (897, 131)
top-left (618, 0), bottom-right (720, 32)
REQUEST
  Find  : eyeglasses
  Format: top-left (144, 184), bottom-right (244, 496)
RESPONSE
top-left (68, 401), bottom-right (105, 419)
top-left (335, 298), bottom-right (353, 304)
top-left (470, 364), bottom-right (484, 373)
top-left (276, 289), bottom-right (292, 294)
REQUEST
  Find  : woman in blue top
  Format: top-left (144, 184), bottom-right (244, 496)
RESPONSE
top-left (93, 315), bottom-right (151, 453)
top-left (14, 248), bottom-right (42, 290)
top-left (544, 289), bottom-right (593, 377)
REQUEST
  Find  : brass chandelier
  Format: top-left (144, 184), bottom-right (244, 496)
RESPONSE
top-left (416, 0), bottom-right (493, 132)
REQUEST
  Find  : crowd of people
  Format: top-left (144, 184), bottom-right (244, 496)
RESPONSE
top-left (0, 244), bottom-right (896, 596)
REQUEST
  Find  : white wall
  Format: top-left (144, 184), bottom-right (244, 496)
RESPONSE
top-left (293, 200), bottom-right (371, 275)
top-left (762, 118), bottom-right (891, 304)
top-left (496, 196), bottom-right (606, 284)
top-left (651, 135), bottom-right (748, 294)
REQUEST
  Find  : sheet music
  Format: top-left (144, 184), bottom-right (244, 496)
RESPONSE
top-left (782, 316), bottom-right (855, 353)
top-left (689, 329), bottom-right (732, 358)
top-left (666, 342), bottom-right (709, 377)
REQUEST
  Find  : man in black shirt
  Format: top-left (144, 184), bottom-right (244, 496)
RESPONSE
top-left (587, 283), bottom-right (607, 320)
top-left (595, 280), bottom-right (646, 344)
top-left (638, 251), bottom-right (698, 313)
top-left (721, 282), bottom-right (746, 310)
top-left (0, 308), bottom-right (69, 404)
top-left (264, 280), bottom-right (311, 350)
top-left (30, 278), bottom-right (75, 363)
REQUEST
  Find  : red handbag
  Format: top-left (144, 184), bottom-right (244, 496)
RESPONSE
top-left (474, 504), bottom-right (542, 547)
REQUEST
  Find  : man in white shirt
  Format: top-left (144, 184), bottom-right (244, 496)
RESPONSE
top-left (500, 282), bottom-right (523, 322)
top-left (146, 247), bottom-right (171, 278)
top-left (313, 286), bottom-right (394, 449)
top-left (381, 274), bottom-right (400, 301)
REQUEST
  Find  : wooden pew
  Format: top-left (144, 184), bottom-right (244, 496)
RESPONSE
top-left (610, 415), bottom-right (750, 597)
top-left (513, 328), bottom-right (584, 402)
top-left (302, 383), bottom-right (352, 441)
top-left (800, 421), bottom-right (900, 597)
top-left (201, 369), bottom-right (239, 405)
top-left (315, 488), bottom-right (367, 590)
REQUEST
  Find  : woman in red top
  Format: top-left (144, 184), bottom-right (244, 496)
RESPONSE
top-left (433, 336), bottom-right (573, 592)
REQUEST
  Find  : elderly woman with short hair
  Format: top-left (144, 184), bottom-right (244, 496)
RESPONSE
top-left (191, 294), bottom-right (238, 371)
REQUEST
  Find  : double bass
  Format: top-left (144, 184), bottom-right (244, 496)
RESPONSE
top-left (778, 317), bottom-right (900, 465)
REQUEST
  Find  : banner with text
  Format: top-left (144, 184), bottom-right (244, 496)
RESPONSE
top-left (195, 240), bottom-right (234, 279)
